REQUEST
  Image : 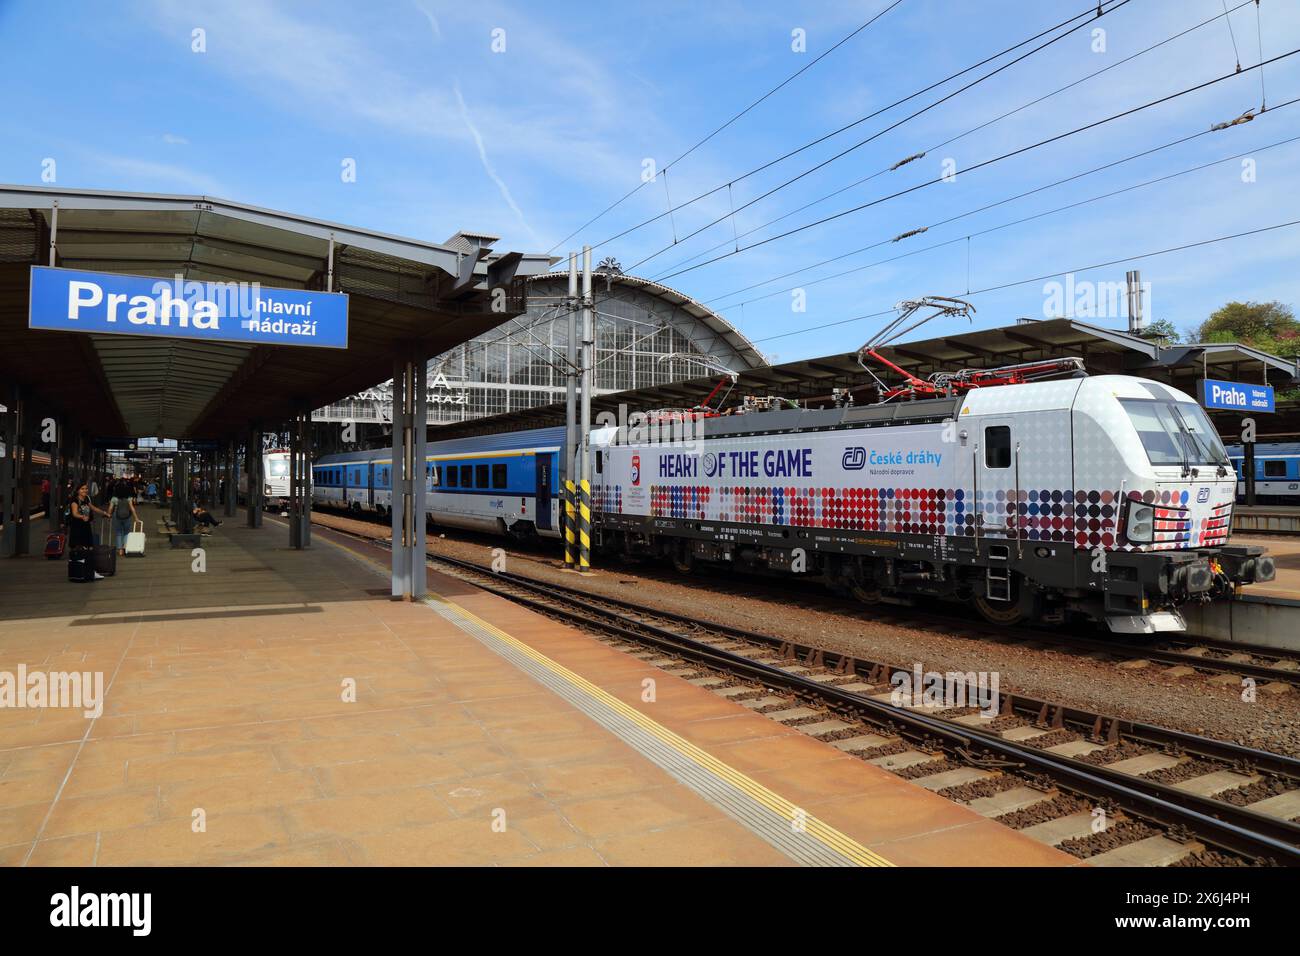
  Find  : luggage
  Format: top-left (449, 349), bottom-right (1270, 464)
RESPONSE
top-left (68, 547), bottom-right (95, 582)
top-left (92, 543), bottom-right (116, 577)
top-left (44, 531), bottom-right (66, 560)
top-left (124, 520), bottom-right (146, 557)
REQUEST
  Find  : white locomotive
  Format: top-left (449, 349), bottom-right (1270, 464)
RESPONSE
top-left (592, 372), bottom-right (1274, 634)
top-left (236, 449), bottom-right (293, 507)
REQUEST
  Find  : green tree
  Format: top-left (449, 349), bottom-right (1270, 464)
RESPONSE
top-left (1194, 301), bottom-right (1299, 357)
top-left (1139, 318), bottom-right (1180, 345)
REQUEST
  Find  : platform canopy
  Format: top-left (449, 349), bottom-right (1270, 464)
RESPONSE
top-left (0, 184), bottom-right (554, 439)
top-left (427, 317), bottom-right (1300, 440)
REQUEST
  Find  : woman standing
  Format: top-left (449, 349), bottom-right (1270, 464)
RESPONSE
top-left (68, 482), bottom-right (108, 551)
top-left (108, 480), bottom-right (141, 556)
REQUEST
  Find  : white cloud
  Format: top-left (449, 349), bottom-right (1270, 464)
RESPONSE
top-left (414, 0), bottom-right (441, 41)
top-left (452, 80), bottom-right (541, 247)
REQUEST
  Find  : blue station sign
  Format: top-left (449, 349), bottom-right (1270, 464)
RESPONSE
top-left (28, 266), bottom-right (348, 349)
top-left (1199, 377), bottom-right (1275, 413)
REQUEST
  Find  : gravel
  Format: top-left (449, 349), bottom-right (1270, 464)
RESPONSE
top-left (316, 509), bottom-right (1300, 756)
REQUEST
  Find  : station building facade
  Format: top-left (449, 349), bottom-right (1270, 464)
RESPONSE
top-left (314, 269), bottom-right (766, 426)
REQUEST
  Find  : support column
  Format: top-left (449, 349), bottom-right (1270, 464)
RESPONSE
top-left (390, 356), bottom-right (426, 600)
top-left (293, 410), bottom-right (312, 548)
top-left (1244, 437), bottom-right (1257, 507)
top-left (48, 414), bottom-right (64, 531)
top-left (246, 426), bottom-right (263, 528)
top-left (564, 252), bottom-right (578, 567)
top-left (578, 245), bottom-right (593, 572)
top-left (15, 391), bottom-right (32, 555)
top-left (224, 440), bottom-right (237, 517)
top-left (289, 418), bottom-right (302, 549)
top-left (0, 389), bottom-right (17, 556)
top-left (174, 453), bottom-right (193, 534)
top-left (391, 359), bottom-right (409, 598)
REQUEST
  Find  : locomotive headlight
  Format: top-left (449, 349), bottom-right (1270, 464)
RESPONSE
top-left (1126, 502), bottom-right (1154, 543)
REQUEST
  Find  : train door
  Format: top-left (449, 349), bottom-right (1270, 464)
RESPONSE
top-left (535, 455), bottom-right (552, 531)
top-left (367, 463), bottom-right (375, 511)
top-left (974, 419), bottom-right (1017, 604)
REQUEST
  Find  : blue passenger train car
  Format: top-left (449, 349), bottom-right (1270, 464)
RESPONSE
top-left (1225, 443), bottom-right (1300, 505)
top-left (313, 426), bottom-right (563, 537)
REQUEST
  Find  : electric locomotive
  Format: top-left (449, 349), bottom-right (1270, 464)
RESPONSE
top-left (591, 368), bottom-right (1274, 634)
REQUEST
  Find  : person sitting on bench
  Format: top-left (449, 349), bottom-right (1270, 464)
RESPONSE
top-left (191, 505), bottom-right (222, 529)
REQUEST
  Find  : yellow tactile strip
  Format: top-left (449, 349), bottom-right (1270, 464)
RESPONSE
top-left (312, 524), bottom-right (891, 866)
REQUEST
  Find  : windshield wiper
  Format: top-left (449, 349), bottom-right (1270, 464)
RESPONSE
top-left (1167, 405), bottom-right (1195, 478)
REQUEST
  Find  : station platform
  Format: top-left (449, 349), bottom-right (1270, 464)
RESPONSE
top-left (1238, 532), bottom-right (1300, 601)
top-left (0, 515), bottom-right (1075, 867)
top-left (1234, 505), bottom-right (1300, 536)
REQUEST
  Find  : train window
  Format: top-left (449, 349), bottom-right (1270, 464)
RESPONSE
top-left (596, 451), bottom-right (603, 474)
top-left (475, 464), bottom-right (489, 488)
top-left (1265, 460), bottom-right (1287, 478)
top-left (460, 465), bottom-right (473, 488)
top-left (984, 426), bottom-right (1011, 469)
top-left (445, 466), bottom-right (457, 488)
top-left (491, 464), bottom-right (507, 488)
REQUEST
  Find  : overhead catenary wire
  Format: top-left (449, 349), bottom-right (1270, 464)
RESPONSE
top-left (620, 0), bottom-right (1138, 271)
top-left (649, 0), bottom-right (1258, 281)
top-left (545, 0), bottom-right (908, 255)
top-left (583, 0), bottom-right (1131, 257)
top-left (703, 94), bottom-right (1300, 310)
top-left (714, 128), bottom-right (1300, 313)
top-left (748, 217), bottom-right (1300, 346)
top-left (653, 46), bottom-right (1300, 283)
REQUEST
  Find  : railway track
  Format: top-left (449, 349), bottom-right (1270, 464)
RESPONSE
top-left (416, 549), bottom-right (1300, 866)
top-left (312, 503), bottom-right (1300, 689)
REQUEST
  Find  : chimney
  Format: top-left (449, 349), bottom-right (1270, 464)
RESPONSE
top-left (1125, 270), bottom-right (1145, 333)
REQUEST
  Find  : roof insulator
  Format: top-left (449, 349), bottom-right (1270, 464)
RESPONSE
top-left (890, 151), bottom-right (926, 171)
top-left (1210, 110), bottom-right (1256, 131)
top-left (891, 227), bottom-right (928, 243)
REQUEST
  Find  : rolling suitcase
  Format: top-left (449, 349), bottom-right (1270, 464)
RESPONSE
top-left (92, 544), bottom-right (116, 576)
top-left (124, 520), bottom-right (146, 557)
top-left (68, 546), bottom-right (95, 582)
top-left (93, 517), bottom-right (116, 576)
top-left (44, 531), bottom-right (66, 560)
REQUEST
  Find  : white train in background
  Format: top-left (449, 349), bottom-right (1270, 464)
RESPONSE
top-left (237, 449), bottom-right (293, 506)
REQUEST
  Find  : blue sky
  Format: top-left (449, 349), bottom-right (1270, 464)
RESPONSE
top-left (2, 0), bottom-right (1298, 363)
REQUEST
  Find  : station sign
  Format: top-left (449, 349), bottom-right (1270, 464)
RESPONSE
top-left (177, 440), bottom-right (219, 452)
top-left (92, 437), bottom-right (138, 450)
top-left (29, 266), bottom-right (349, 349)
top-left (1199, 378), bottom-right (1275, 414)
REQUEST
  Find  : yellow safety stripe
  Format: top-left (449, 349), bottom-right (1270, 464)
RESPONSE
top-left (428, 594), bottom-right (892, 867)
top-left (305, 519), bottom-right (892, 867)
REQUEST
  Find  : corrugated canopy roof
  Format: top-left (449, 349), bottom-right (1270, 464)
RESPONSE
top-left (0, 184), bottom-right (554, 439)
top-left (427, 317), bottom-right (1300, 439)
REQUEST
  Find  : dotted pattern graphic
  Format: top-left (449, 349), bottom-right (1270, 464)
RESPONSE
top-left (594, 482), bottom-right (1234, 553)
top-left (592, 484), bottom-right (622, 514)
top-left (593, 377), bottom-right (1236, 554)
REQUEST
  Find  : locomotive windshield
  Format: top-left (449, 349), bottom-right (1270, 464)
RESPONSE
top-left (267, 458), bottom-right (290, 476)
top-left (1119, 398), bottom-right (1229, 467)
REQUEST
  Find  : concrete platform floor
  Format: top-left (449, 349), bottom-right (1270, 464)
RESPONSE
top-left (0, 513), bottom-right (1075, 867)
top-left (1237, 533), bottom-right (1300, 601)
